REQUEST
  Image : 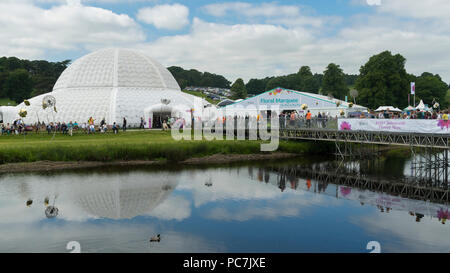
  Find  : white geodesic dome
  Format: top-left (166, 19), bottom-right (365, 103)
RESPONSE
top-left (3, 48), bottom-right (209, 127)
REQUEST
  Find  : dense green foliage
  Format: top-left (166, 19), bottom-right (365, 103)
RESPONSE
top-left (356, 51), bottom-right (410, 109)
top-left (230, 78), bottom-right (247, 99)
top-left (0, 57), bottom-right (70, 103)
top-left (322, 63), bottom-right (349, 100)
top-left (168, 66), bottom-right (231, 89)
top-left (412, 72), bottom-right (448, 108)
top-left (446, 90), bottom-right (450, 108)
top-left (355, 51), bottom-right (449, 109)
top-left (0, 131), bottom-right (332, 164)
top-left (1, 53), bottom-right (448, 110)
top-left (246, 67), bottom-right (355, 96)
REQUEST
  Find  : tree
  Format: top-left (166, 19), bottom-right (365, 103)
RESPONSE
top-left (355, 51), bottom-right (409, 109)
top-left (296, 66), bottom-right (320, 93)
top-left (246, 78), bottom-right (270, 95)
top-left (266, 76), bottom-right (287, 91)
top-left (167, 66), bottom-right (231, 88)
top-left (230, 78), bottom-right (247, 99)
top-left (445, 89), bottom-right (450, 108)
top-left (415, 72), bottom-right (448, 107)
top-left (322, 63), bottom-right (349, 100)
top-left (5, 69), bottom-right (33, 103)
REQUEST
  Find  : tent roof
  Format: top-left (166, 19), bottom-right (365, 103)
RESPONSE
top-left (374, 106), bottom-right (401, 112)
top-left (415, 100), bottom-right (430, 111)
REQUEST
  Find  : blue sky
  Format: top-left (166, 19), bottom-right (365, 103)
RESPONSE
top-left (1, 0), bottom-right (449, 83)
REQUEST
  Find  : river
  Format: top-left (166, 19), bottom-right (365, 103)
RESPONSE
top-left (0, 155), bottom-right (448, 253)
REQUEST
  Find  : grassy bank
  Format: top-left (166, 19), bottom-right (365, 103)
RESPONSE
top-left (0, 98), bottom-right (16, 106)
top-left (0, 130), bottom-right (332, 164)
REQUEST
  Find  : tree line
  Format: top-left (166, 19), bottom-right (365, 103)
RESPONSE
top-left (167, 66), bottom-right (231, 89)
top-left (1, 51), bottom-right (448, 110)
top-left (231, 51), bottom-right (449, 109)
top-left (0, 57), bottom-right (70, 104)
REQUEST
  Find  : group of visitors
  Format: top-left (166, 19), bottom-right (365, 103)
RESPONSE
top-left (279, 110), bottom-right (330, 129)
top-left (357, 110), bottom-right (450, 120)
top-left (0, 116), bottom-right (129, 136)
top-left (0, 119), bottom-right (28, 135)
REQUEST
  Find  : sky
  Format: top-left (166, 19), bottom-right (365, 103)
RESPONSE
top-left (1, 0), bottom-right (450, 83)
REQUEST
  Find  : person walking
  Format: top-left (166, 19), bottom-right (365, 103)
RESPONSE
top-left (140, 117), bottom-right (144, 129)
top-left (306, 110), bottom-right (312, 128)
top-left (123, 117), bottom-right (127, 132)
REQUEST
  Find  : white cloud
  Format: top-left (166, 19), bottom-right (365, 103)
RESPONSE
top-left (2, 0), bottom-right (450, 84)
top-left (377, 0), bottom-right (450, 20)
top-left (202, 2), bottom-right (339, 28)
top-left (203, 2), bottom-right (301, 18)
top-left (355, 210), bottom-right (450, 252)
top-left (135, 5), bottom-right (450, 83)
top-left (137, 4), bottom-right (189, 30)
top-left (137, 18), bottom-right (316, 82)
top-left (146, 194), bottom-right (191, 221)
top-left (0, 0), bottom-right (145, 59)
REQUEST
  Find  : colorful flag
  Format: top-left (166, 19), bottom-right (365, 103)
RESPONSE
top-left (411, 82), bottom-right (415, 95)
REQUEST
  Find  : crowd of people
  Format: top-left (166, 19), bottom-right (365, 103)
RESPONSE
top-left (1, 107), bottom-right (449, 136)
top-left (0, 116), bottom-right (127, 136)
top-left (352, 109), bottom-right (450, 120)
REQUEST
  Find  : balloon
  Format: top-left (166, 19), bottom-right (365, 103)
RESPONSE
top-left (19, 109), bottom-right (27, 118)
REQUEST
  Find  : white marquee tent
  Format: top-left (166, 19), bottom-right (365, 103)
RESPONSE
top-left (221, 88), bottom-right (367, 117)
top-left (0, 48), bottom-right (209, 128)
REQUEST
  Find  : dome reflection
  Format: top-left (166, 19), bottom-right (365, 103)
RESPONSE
top-left (74, 177), bottom-right (178, 220)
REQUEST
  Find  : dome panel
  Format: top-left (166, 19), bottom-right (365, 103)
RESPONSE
top-left (54, 49), bottom-right (115, 90)
top-left (117, 49), bottom-right (163, 88)
top-left (52, 48), bottom-right (180, 91)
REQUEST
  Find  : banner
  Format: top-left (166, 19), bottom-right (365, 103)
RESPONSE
top-left (411, 82), bottom-right (415, 95)
top-left (338, 118), bottom-right (450, 134)
top-left (338, 186), bottom-right (449, 219)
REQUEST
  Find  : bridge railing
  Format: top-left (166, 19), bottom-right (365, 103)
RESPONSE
top-left (279, 117), bottom-right (338, 130)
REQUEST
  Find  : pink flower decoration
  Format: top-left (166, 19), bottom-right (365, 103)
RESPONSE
top-left (340, 187), bottom-right (352, 197)
top-left (437, 120), bottom-right (450, 130)
top-left (340, 121), bottom-right (352, 131)
top-left (437, 208), bottom-right (449, 220)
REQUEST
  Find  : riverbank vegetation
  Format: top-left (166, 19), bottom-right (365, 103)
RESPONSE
top-left (0, 130), bottom-right (333, 164)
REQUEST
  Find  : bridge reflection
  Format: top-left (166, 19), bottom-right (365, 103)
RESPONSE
top-left (248, 161), bottom-right (450, 224)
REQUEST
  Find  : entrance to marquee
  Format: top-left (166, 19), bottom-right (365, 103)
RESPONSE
top-left (152, 111), bottom-right (171, 128)
top-left (144, 103), bottom-right (187, 129)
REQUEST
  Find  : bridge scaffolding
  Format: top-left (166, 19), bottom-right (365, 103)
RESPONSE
top-left (279, 129), bottom-right (450, 184)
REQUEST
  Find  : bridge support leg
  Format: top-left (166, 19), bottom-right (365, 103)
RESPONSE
top-left (411, 146), bottom-right (449, 186)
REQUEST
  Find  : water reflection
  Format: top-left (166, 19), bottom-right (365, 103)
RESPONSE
top-left (0, 156), bottom-right (448, 253)
top-left (75, 177), bottom-right (177, 219)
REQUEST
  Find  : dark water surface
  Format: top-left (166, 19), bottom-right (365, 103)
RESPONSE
top-left (0, 156), bottom-right (448, 253)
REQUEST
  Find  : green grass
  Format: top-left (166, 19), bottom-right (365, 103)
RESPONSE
top-left (0, 130), bottom-right (331, 164)
top-left (0, 98), bottom-right (16, 106)
top-left (182, 90), bottom-right (218, 104)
